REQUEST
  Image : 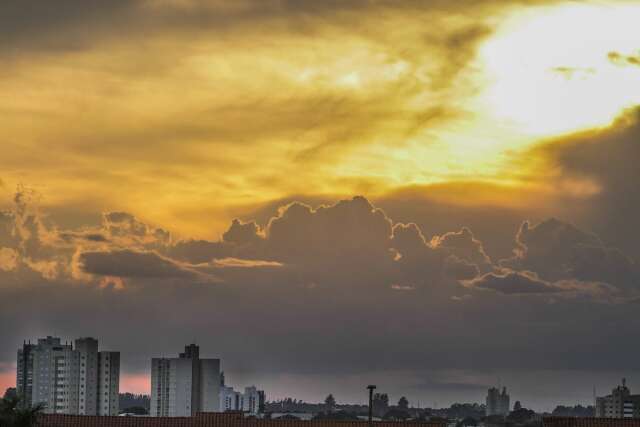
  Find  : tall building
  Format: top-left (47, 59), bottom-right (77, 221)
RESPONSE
top-left (16, 336), bottom-right (119, 415)
top-left (16, 341), bottom-right (36, 407)
top-left (486, 387), bottom-right (510, 417)
top-left (595, 379), bottom-right (640, 418)
top-left (150, 344), bottom-right (221, 417)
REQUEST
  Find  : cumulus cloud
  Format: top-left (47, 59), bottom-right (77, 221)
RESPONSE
top-left (501, 218), bottom-right (640, 292)
top-left (222, 219), bottom-right (263, 245)
top-left (102, 211), bottom-right (171, 248)
top-left (432, 227), bottom-right (492, 272)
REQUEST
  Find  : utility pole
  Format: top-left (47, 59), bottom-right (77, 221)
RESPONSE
top-left (367, 385), bottom-right (377, 427)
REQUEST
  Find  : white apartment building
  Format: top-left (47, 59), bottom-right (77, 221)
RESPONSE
top-left (242, 386), bottom-right (262, 415)
top-left (16, 336), bottom-right (119, 415)
top-left (220, 385), bottom-right (243, 412)
top-left (150, 344), bottom-right (221, 417)
top-left (219, 384), bottom-right (265, 415)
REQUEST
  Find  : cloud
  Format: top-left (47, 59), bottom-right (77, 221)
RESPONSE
top-left (463, 270), bottom-right (618, 300)
top-left (530, 108), bottom-right (640, 261)
top-left (444, 255), bottom-right (480, 281)
top-left (0, 247), bottom-right (18, 272)
top-left (102, 211), bottom-right (171, 248)
top-left (222, 219), bottom-right (263, 245)
top-left (211, 257), bottom-right (283, 269)
top-left (551, 66), bottom-right (595, 79)
top-left (500, 217), bottom-right (640, 292)
top-left (608, 51), bottom-right (640, 67)
top-left (1, 189), bottom-right (640, 408)
top-left (78, 249), bottom-right (210, 281)
top-left (432, 227), bottom-right (492, 272)
top-left (465, 270), bottom-right (562, 294)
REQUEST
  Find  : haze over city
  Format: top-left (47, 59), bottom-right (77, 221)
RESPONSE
top-left (2, 0), bottom-right (640, 413)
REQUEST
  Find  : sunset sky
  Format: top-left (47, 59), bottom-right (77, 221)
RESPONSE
top-left (2, 0), bottom-right (640, 411)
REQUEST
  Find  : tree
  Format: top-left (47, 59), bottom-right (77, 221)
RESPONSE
top-left (514, 401), bottom-right (522, 411)
top-left (398, 396), bottom-right (409, 411)
top-left (3, 389), bottom-right (17, 400)
top-left (324, 394), bottom-right (336, 412)
top-left (0, 395), bottom-right (44, 427)
top-left (507, 407), bottom-right (535, 424)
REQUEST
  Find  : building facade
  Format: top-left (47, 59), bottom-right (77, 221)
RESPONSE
top-left (486, 387), bottom-right (510, 417)
top-left (242, 386), bottom-right (265, 415)
top-left (150, 344), bottom-right (221, 417)
top-left (218, 384), bottom-right (264, 415)
top-left (595, 379), bottom-right (640, 418)
top-left (16, 336), bottom-right (119, 415)
top-left (220, 385), bottom-right (243, 412)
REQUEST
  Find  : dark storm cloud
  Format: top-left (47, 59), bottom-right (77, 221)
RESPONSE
top-left (499, 218), bottom-right (640, 293)
top-left (169, 196), bottom-right (494, 292)
top-left (2, 191), bottom-right (640, 406)
top-left (533, 108), bottom-right (640, 261)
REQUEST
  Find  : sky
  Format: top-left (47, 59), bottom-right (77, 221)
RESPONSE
top-left (2, 0), bottom-right (640, 412)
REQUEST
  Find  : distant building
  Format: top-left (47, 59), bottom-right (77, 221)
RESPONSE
top-left (595, 379), bottom-right (640, 418)
top-left (242, 386), bottom-right (264, 415)
top-left (16, 336), bottom-right (119, 415)
top-left (150, 344), bottom-right (221, 417)
top-left (220, 385), bottom-right (243, 411)
top-left (219, 384), bottom-right (265, 415)
top-left (486, 387), bottom-right (510, 417)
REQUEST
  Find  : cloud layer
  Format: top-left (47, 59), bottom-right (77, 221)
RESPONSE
top-left (1, 189), bottom-right (640, 408)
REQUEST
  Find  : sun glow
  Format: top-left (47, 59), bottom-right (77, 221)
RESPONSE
top-left (1, 1), bottom-right (639, 236)
top-left (478, 3), bottom-right (640, 137)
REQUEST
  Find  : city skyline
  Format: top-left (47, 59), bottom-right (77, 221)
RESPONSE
top-left (2, 0), bottom-right (640, 415)
top-left (5, 335), bottom-right (640, 412)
